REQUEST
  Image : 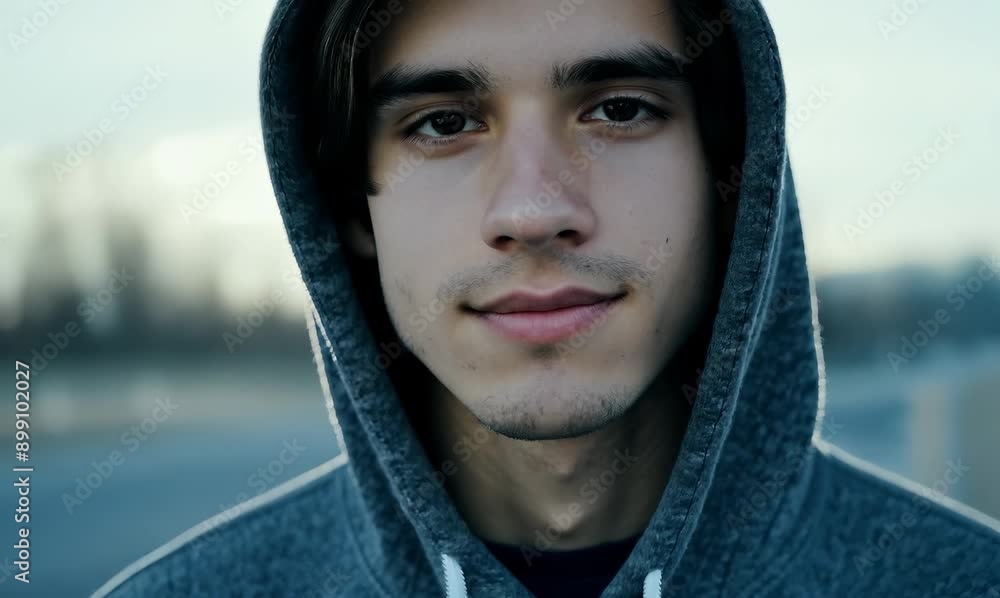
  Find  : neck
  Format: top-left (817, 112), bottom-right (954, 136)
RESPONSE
top-left (424, 368), bottom-right (690, 550)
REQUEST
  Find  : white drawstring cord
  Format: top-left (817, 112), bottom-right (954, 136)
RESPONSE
top-left (441, 553), bottom-right (663, 598)
top-left (442, 553), bottom-right (468, 598)
top-left (643, 569), bottom-right (663, 597)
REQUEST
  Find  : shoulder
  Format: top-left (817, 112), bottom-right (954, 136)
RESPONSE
top-left (92, 454), bottom-right (364, 597)
top-left (806, 441), bottom-right (1000, 597)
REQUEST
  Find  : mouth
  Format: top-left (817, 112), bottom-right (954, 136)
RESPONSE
top-left (463, 287), bottom-right (627, 344)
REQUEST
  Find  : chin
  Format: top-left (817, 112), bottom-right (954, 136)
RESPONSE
top-left (461, 377), bottom-right (641, 441)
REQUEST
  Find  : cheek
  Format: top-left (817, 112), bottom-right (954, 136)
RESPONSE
top-left (594, 131), bottom-right (711, 270)
top-left (369, 137), bottom-right (483, 206)
top-left (367, 139), bottom-right (487, 310)
top-left (368, 143), bottom-right (483, 254)
top-left (367, 197), bottom-right (466, 354)
top-left (592, 133), bottom-right (714, 346)
top-left (378, 267), bottom-right (452, 365)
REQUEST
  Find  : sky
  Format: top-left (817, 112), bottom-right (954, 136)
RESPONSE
top-left (1, 0), bottom-right (998, 323)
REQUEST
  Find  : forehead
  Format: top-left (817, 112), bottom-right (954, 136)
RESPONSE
top-left (366, 0), bottom-right (683, 84)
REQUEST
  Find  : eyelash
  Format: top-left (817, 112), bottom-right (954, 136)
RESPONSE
top-left (401, 111), bottom-right (486, 148)
top-left (586, 93), bottom-right (672, 129)
top-left (400, 93), bottom-right (671, 149)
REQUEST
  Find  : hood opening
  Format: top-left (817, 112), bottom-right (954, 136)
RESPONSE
top-left (259, 0), bottom-right (818, 594)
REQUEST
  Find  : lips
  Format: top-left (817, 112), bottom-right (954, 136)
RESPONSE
top-left (466, 286), bottom-right (626, 344)
top-left (474, 287), bottom-right (622, 314)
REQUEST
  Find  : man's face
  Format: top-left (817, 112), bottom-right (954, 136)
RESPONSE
top-left (362, 0), bottom-right (716, 440)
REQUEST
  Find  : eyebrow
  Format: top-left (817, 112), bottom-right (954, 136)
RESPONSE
top-left (367, 42), bottom-right (689, 123)
top-left (368, 62), bottom-right (496, 122)
top-left (549, 41), bottom-right (690, 90)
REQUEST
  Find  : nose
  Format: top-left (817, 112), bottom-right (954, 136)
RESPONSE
top-left (480, 117), bottom-right (596, 252)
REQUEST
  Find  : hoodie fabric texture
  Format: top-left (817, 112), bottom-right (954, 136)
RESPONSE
top-left (94, 0), bottom-right (1000, 596)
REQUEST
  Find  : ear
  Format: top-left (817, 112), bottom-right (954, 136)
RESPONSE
top-left (344, 216), bottom-right (377, 259)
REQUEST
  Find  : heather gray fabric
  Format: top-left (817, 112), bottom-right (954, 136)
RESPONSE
top-left (93, 0), bottom-right (1000, 596)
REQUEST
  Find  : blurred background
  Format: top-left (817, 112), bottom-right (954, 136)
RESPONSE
top-left (1, 0), bottom-right (998, 595)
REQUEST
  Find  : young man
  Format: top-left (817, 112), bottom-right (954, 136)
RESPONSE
top-left (96, 0), bottom-right (1000, 596)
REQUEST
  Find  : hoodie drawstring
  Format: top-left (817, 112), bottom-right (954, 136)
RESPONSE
top-left (441, 553), bottom-right (663, 597)
top-left (442, 553), bottom-right (468, 598)
top-left (642, 569), bottom-right (662, 597)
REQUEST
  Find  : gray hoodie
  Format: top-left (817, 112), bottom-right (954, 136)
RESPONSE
top-left (93, 0), bottom-right (1000, 596)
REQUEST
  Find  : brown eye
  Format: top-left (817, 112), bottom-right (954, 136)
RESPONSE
top-left (428, 111), bottom-right (467, 135)
top-left (582, 94), bottom-right (671, 127)
top-left (600, 98), bottom-right (641, 122)
top-left (403, 109), bottom-right (485, 146)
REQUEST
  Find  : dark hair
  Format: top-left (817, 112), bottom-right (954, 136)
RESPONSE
top-left (305, 0), bottom-right (746, 404)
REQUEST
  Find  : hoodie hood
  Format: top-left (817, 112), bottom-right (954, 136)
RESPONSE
top-left (259, 0), bottom-right (823, 595)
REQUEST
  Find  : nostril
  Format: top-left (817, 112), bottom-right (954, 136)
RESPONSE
top-left (493, 235), bottom-right (515, 250)
top-left (556, 229), bottom-right (584, 244)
